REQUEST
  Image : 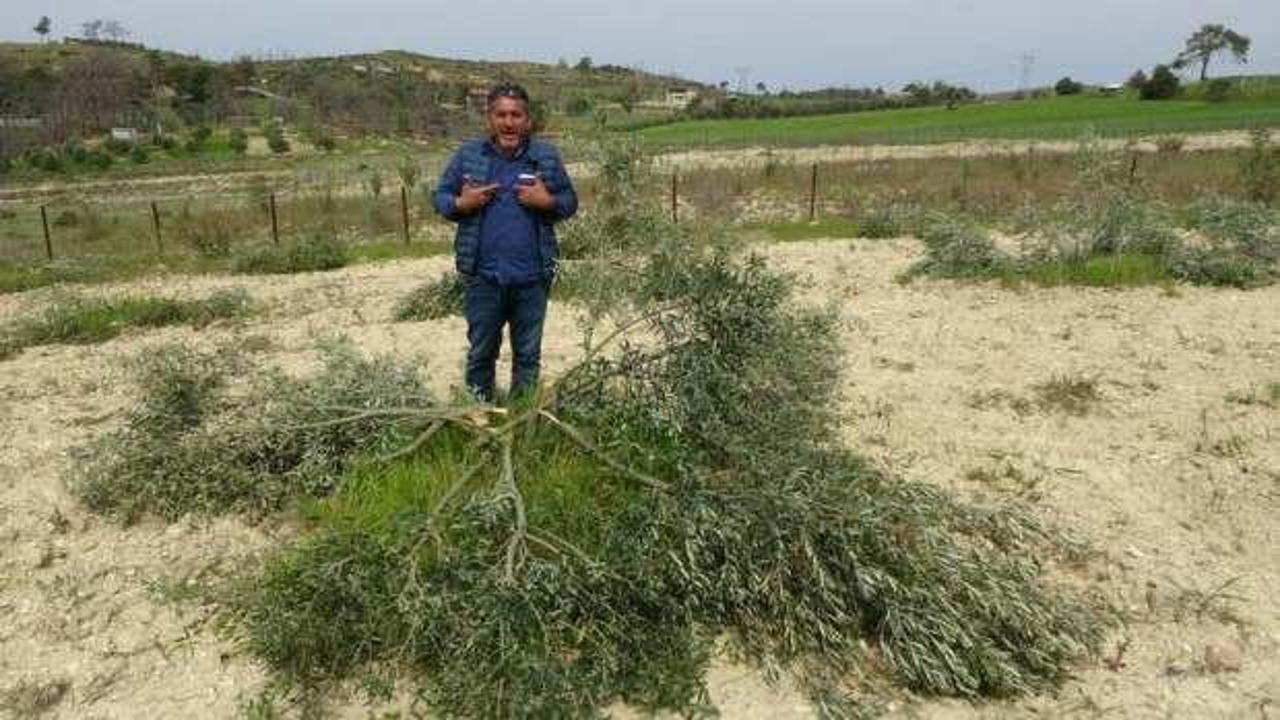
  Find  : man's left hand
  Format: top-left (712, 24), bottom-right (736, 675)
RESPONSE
top-left (516, 178), bottom-right (556, 212)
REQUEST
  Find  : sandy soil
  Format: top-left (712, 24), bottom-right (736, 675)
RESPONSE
top-left (1, 239), bottom-right (1276, 718)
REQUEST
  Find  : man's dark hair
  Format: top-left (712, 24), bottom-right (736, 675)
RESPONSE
top-left (487, 83), bottom-right (531, 110)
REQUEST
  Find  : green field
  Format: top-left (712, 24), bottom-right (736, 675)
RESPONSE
top-left (637, 93), bottom-right (1280, 149)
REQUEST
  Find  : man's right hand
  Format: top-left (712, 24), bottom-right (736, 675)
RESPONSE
top-left (456, 179), bottom-right (499, 214)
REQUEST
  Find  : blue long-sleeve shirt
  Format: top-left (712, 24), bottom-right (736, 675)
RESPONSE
top-left (433, 138), bottom-right (577, 285)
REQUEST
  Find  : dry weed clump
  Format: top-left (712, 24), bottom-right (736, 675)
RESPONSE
top-left (232, 234), bottom-right (349, 275)
top-left (391, 272), bottom-right (464, 321)
top-left (1033, 374), bottom-right (1103, 415)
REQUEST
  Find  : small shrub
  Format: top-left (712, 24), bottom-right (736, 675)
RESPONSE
top-left (229, 128), bottom-right (249, 155)
top-left (1140, 65), bottom-right (1181, 100)
top-left (858, 205), bottom-right (906, 238)
top-left (1204, 78), bottom-right (1234, 103)
top-left (102, 136), bottom-right (133, 155)
top-left (265, 124), bottom-right (290, 154)
top-left (393, 273), bottom-right (465, 321)
top-left (909, 216), bottom-right (1008, 279)
top-left (1239, 129), bottom-right (1279, 204)
top-left (130, 145), bottom-right (150, 164)
top-left (84, 149), bottom-right (113, 170)
top-left (155, 134), bottom-right (178, 151)
top-left (1054, 77), bottom-right (1084, 96)
top-left (313, 134), bottom-right (337, 152)
top-left (233, 235), bottom-right (349, 274)
top-left (63, 138), bottom-right (88, 163)
top-left (26, 147), bottom-right (64, 173)
top-left (191, 125), bottom-right (213, 145)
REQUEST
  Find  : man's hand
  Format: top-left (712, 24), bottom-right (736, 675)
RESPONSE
top-left (456, 177), bottom-right (499, 214)
top-left (516, 177), bottom-right (556, 212)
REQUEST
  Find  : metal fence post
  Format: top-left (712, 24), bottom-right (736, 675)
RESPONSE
top-left (40, 205), bottom-right (53, 260)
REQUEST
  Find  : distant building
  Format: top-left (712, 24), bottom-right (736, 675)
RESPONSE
top-left (1100, 83), bottom-right (1125, 94)
top-left (665, 88), bottom-right (698, 109)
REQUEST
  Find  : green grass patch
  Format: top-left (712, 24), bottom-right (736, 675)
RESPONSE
top-left (0, 288), bottom-right (251, 359)
top-left (638, 94), bottom-right (1280, 149)
top-left (349, 239), bottom-right (451, 262)
top-left (232, 235), bottom-right (349, 275)
top-left (1010, 253), bottom-right (1175, 287)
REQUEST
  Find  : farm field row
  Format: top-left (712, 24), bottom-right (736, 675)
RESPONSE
top-left (0, 237), bottom-right (1275, 717)
top-left (638, 95), bottom-right (1280, 149)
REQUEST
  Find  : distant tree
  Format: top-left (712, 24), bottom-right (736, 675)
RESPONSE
top-left (1054, 77), bottom-right (1084, 95)
top-left (718, 80), bottom-right (730, 91)
top-left (34, 16), bottom-right (51, 41)
top-left (81, 19), bottom-right (103, 40)
top-left (575, 56), bottom-right (593, 72)
top-left (102, 19), bottom-right (128, 42)
top-left (1140, 64), bottom-right (1181, 100)
top-left (755, 81), bottom-right (767, 94)
top-left (1173, 24), bottom-right (1250, 81)
top-left (1125, 69), bottom-right (1148, 90)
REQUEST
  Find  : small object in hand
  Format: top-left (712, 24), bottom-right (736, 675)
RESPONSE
top-left (517, 173), bottom-right (538, 186)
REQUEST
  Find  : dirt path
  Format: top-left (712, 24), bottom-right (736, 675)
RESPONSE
top-left (1, 241), bottom-right (1276, 718)
top-left (650, 130), bottom-right (1269, 172)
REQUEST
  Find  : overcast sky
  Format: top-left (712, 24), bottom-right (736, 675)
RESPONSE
top-left (4, 1), bottom-right (1279, 91)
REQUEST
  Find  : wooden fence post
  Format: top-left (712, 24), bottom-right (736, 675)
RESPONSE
top-left (150, 201), bottom-right (163, 254)
top-left (671, 173), bottom-right (679, 225)
top-left (808, 163), bottom-right (818, 222)
top-left (269, 192), bottom-right (280, 245)
top-left (1129, 154), bottom-right (1139, 184)
top-left (40, 205), bottom-right (52, 260)
top-left (400, 185), bottom-right (411, 245)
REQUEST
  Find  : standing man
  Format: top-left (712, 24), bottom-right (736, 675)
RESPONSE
top-left (433, 83), bottom-right (578, 402)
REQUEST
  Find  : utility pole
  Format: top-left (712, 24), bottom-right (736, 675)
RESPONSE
top-left (733, 66), bottom-right (751, 95)
top-left (1018, 53), bottom-right (1036, 95)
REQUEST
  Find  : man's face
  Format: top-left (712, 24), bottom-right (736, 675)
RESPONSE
top-left (487, 96), bottom-right (531, 153)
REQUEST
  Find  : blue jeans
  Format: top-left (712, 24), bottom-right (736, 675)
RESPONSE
top-left (463, 276), bottom-right (549, 402)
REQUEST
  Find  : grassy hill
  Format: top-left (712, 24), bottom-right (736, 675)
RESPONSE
top-left (637, 85), bottom-right (1280, 149)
